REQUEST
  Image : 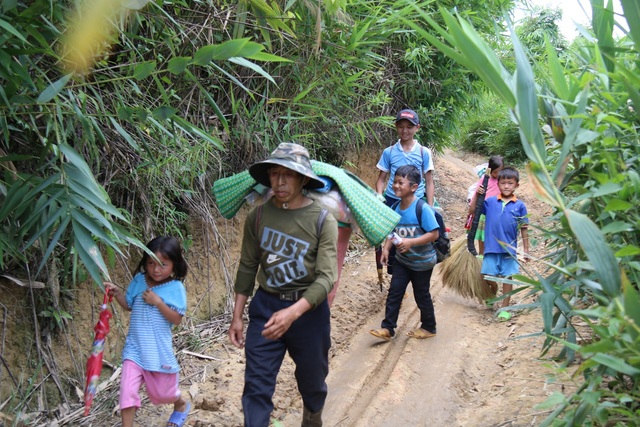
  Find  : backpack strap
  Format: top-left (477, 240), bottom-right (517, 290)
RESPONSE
top-left (255, 204), bottom-right (263, 237)
top-left (316, 208), bottom-right (329, 237)
top-left (415, 198), bottom-right (425, 232)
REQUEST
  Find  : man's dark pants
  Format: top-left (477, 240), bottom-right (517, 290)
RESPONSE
top-left (242, 289), bottom-right (330, 427)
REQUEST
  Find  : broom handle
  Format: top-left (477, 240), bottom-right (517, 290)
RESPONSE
top-left (467, 169), bottom-right (491, 256)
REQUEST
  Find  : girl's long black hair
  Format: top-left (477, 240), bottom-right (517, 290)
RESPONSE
top-left (135, 236), bottom-right (188, 280)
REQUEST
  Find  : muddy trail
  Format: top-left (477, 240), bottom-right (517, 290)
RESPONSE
top-left (34, 148), bottom-right (559, 427)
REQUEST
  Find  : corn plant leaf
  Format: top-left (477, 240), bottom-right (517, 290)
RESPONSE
top-left (620, 0), bottom-right (640, 50)
top-left (623, 273), bottom-right (640, 340)
top-left (592, 0), bottom-right (615, 73)
top-left (444, 10), bottom-right (517, 108)
top-left (604, 199), bottom-right (632, 212)
top-left (400, 10), bottom-right (490, 86)
top-left (540, 293), bottom-right (555, 335)
top-left (565, 209), bottom-right (621, 297)
top-left (544, 40), bottom-right (569, 100)
top-left (37, 74), bottom-right (73, 103)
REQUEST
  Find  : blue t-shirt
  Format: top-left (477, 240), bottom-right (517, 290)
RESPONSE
top-left (377, 141), bottom-right (434, 201)
top-left (482, 195), bottom-right (528, 255)
top-left (392, 198), bottom-right (439, 271)
top-left (122, 273), bottom-right (187, 373)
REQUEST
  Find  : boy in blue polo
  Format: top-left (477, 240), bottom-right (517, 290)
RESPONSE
top-left (374, 109), bottom-right (435, 282)
top-left (481, 166), bottom-right (530, 308)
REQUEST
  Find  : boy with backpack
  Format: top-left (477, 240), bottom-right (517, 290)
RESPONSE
top-left (370, 165), bottom-right (440, 341)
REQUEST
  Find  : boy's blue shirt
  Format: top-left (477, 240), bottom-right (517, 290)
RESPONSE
top-left (393, 197), bottom-right (439, 271)
top-left (377, 141), bottom-right (433, 200)
top-left (482, 194), bottom-right (528, 255)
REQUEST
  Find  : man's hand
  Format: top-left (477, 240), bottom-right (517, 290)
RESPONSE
top-left (229, 317), bottom-right (245, 348)
top-left (262, 307), bottom-right (298, 340)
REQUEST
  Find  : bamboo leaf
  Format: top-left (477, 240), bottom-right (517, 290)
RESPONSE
top-left (245, 52), bottom-right (292, 62)
top-left (167, 56), bottom-right (191, 74)
top-left (39, 215), bottom-right (72, 273)
top-left (171, 116), bottom-right (224, 150)
top-left (72, 220), bottom-right (111, 283)
top-left (133, 61), bottom-right (157, 80)
top-left (0, 18), bottom-right (28, 43)
top-left (615, 246), bottom-right (640, 257)
top-left (70, 209), bottom-right (115, 242)
top-left (37, 74), bottom-right (73, 103)
top-left (193, 39), bottom-right (250, 65)
top-left (22, 205), bottom-right (67, 251)
top-left (109, 117), bottom-right (139, 150)
top-left (228, 57), bottom-right (275, 84)
top-left (587, 353), bottom-right (640, 376)
top-left (152, 106), bottom-right (178, 121)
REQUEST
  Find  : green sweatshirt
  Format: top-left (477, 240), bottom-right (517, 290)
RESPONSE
top-left (234, 199), bottom-right (338, 308)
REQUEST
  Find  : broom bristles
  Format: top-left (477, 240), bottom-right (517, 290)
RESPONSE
top-left (439, 238), bottom-right (494, 303)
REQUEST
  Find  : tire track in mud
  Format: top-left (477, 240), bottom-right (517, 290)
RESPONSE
top-left (328, 274), bottom-right (449, 426)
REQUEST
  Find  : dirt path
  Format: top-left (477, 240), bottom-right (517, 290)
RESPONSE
top-left (119, 148), bottom-right (564, 427)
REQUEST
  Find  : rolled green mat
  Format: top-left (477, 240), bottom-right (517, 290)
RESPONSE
top-left (212, 170), bottom-right (257, 219)
top-left (311, 161), bottom-right (399, 247)
top-left (211, 162), bottom-right (399, 246)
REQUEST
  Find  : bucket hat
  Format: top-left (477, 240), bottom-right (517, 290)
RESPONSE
top-left (249, 142), bottom-right (325, 189)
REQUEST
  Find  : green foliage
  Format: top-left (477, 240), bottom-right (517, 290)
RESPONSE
top-left (411, 0), bottom-right (640, 424)
top-left (0, 0), bottom-right (289, 290)
top-left (456, 91), bottom-right (525, 164)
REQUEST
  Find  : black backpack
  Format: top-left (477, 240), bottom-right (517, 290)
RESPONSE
top-left (391, 198), bottom-right (450, 263)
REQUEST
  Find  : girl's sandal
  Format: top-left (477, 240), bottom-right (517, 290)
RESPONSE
top-left (167, 402), bottom-right (191, 427)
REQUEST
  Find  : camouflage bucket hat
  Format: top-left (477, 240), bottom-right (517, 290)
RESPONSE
top-left (249, 142), bottom-right (325, 189)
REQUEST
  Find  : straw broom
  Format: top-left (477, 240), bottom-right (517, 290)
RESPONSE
top-left (439, 169), bottom-right (494, 303)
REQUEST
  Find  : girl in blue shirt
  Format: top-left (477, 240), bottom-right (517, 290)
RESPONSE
top-left (106, 236), bottom-right (190, 427)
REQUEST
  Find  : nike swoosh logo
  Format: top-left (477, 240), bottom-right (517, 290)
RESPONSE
top-left (266, 254), bottom-right (281, 264)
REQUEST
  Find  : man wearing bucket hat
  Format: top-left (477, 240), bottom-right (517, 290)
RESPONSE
top-left (228, 142), bottom-right (338, 427)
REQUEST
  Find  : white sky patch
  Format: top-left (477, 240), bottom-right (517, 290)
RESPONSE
top-left (514, 0), bottom-right (625, 40)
